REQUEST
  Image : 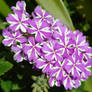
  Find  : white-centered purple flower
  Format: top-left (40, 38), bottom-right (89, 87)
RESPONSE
top-left (28, 19), bottom-right (52, 42)
top-left (42, 40), bottom-right (63, 61)
top-left (49, 60), bottom-right (67, 81)
top-left (49, 77), bottom-right (61, 87)
top-left (80, 47), bottom-right (92, 64)
top-left (65, 54), bottom-right (85, 79)
top-left (79, 47), bottom-right (92, 80)
top-left (49, 19), bottom-right (62, 32)
top-left (11, 44), bottom-right (27, 62)
top-left (2, 28), bottom-right (27, 46)
top-left (24, 37), bottom-right (41, 62)
top-left (62, 73), bottom-right (74, 90)
top-left (35, 58), bottom-right (55, 74)
top-left (6, 9), bottom-right (30, 32)
top-left (73, 30), bottom-right (89, 53)
top-left (11, 1), bottom-right (30, 17)
top-left (32, 6), bottom-right (53, 23)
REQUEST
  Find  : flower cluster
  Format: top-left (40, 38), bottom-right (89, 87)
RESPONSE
top-left (2, 1), bottom-right (92, 90)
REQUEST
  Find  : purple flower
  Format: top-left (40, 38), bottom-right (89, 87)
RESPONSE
top-left (81, 60), bottom-right (92, 81)
top-left (73, 30), bottom-right (89, 53)
top-left (2, 28), bottom-right (27, 46)
top-left (79, 47), bottom-right (92, 80)
top-left (62, 73), bottom-right (74, 90)
top-left (28, 19), bottom-right (52, 42)
top-left (53, 24), bottom-right (66, 40)
top-left (54, 26), bottom-right (74, 57)
top-left (65, 54), bottom-right (85, 78)
top-left (11, 1), bottom-right (30, 17)
top-left (35, 58), bottom-right (55, 73)
top-left (6, 9), bottom-right (30, 32)
top-left (32, 6), bottom-right (53, 23)
top-left (49, 60), bottom-right (67, 81)
top-left (24, 37), bottom-right (41, 62)
top-left (80, 47), bottom-right (92, 64)
top-left (49, 19), bottom-right (62, 32)
top-left (48, 77), bottom-right (61, 87)
top-left (11, 44), bottom-right (27, 62)
top-left (42, 40), bottom-right (63, 61)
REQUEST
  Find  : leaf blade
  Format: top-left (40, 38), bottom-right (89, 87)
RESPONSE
top-left (0, 0), bottom-right (12, 17)
top-left (0, 58), bottom-right (13, 76)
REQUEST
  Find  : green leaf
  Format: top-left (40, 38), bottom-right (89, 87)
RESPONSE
top-left (36, 0), bottom-right (75, 30)
top-left (84, 73), bottom-right (92, 92)
top-left (0, 0), bottom-right (12, 17)
top-left (0, 58), bottom-right (13, 76)
top-left (12, 83), bottom-right (21, 90)
top-left (1, 80), bottom-right (12, 92)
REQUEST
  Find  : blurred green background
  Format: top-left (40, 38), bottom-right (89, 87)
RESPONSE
top-left (0, 0), bottom-right (92, 92)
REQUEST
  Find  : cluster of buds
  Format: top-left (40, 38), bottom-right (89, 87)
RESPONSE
top-left (2, 1), bottom-right (92, 90)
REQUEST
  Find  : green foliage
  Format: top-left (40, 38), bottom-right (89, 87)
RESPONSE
top-left (84, 74), bottom-right (92, 92)
top-left (36, 0), bottom-right (75, 30)
top-left (0, 58), bottom-right (13, 76)
top-left (0, 0), bottom-right (12, 17)
top-left (0, 80), bottom-right (12, 92)
top-left (32, 74), bottom-right (49, 92)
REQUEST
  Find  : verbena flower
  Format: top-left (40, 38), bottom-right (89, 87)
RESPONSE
top-left (35, 58), bottom-right (55, 73)
top-left (2, 28), bottom-right (26, 46)
top-left (11, 1), bottom-right (30, 17)
top-left (28, 19), bottom-right (52, 42)
top-left (49, 60), bottom-right (67, 81)
top-left (62, 73), bottom-right (74, 90)
top-left (65, 54), bottom-right (84, 78)
top-left (49, 19), bottom-right (62, 32)
top-left (6, 12), bottom-right (30, 32)
top-left (32, 6), bottom-right (53, 23)
top-left (54, 25), bottom-right (75, 57)
top-left (73, 30), bottom-right (89, 53)
top-left (24, 37), bottom-right (41, 62)
top-left (6, 1), bottom-right (30, 33)
top-left (11, 44), bottom-right (27, 62)
top-left (42, 40), bottom-right (63, 61)
top-left (49, 77), bottom-right (61, 87)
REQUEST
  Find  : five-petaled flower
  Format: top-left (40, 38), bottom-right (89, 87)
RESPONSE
top-left (33, 6), bottom-right (53, 23)
top-left (2, 28), bottom-right (27, 46)
top-left (42, 40), bottom-right (63, 61)
top-left (6, 9), bottom-right (30, 32)
top-left (28, 19), bottom-right (52, 42)
top-left (24, 37), bottom-right (41, 62)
